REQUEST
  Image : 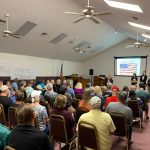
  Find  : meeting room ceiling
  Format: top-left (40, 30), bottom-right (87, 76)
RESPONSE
top-left (0, 0), bottom-right (149, 62)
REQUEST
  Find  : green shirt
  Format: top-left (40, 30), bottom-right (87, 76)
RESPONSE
top-left (0, 124), bottom-right (10, 150)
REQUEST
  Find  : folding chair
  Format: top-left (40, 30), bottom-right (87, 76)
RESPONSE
top-left (128, 100), bottom-right (142, 128)
top-left (8, 107), bottom-right (18, 128)
top-left (110, 112), bottom-right (129, 150)
top-left (50, 114), bottom-right (77, 150)
top-left (0, 104), bottom-right (7, 125)
top-left (78, 121), bottom-right (99, 150)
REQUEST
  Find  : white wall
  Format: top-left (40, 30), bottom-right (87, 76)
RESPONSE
top-left (0, 52), bottom-right (84, 78)
top-left (83, 39), bottom-right (150, 89)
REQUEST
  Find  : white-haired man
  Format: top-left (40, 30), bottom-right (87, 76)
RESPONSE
top-left (78, 96), bottom-right (116, 150)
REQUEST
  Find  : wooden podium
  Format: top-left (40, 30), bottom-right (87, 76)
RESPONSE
top-left (93, 76), bottom-right (105, 86)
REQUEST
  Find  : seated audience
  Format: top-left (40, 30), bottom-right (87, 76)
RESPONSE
top-left (122, 86), bottom-right (129, 94)
top-left (50, 94), bottom-right (76, 140)
top-left (79, 88), bottom-right (91, 111)
top-left (0, 85), bottom-right (13, 121)
top-left (13, 91), bottom-right (24, 107)
top-left (136, 82), bottom-right (150, 119)
top-left (66, 80), bottom-right (75, 99)
top-left (25, 81), bottom-right (34, 98)
top-left (103, 83), bottom-right (113, 99)
top-left (11, 78), bottom-right (18, 92)
top-left (78, 96), bottom-right (116, 150)
top-left (4, 80), bottom-right (16, 104)
top-left (106, 91), bottom-right (133, 144)
top-left (44, 83), bottom-right (58, 106)
top-left (74, 79), bottom-right (83, 95)
top-left (94, 86), bottom-right (105, 111)
top-left (0, 106), bottom-right (11, 150)
top-left (128, 90), bottom-right (143, 118)
top-left (8, 103), bottom-right (53, 150)
top-left (104, 86), bottom-right (119, 109)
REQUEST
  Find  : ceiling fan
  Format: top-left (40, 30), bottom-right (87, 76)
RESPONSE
top-left (125, 32), bottom-right (150, 48)
top-left (73, 38), bottom-right (86, 54)
top-left (0, 18), bottom-right (6, 23)
top-left (2, 14), bottom-right (21, 39)
top-left (64, 0), bottom-right (112, 24)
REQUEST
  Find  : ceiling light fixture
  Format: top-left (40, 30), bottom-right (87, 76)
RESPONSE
top-left (141, 34), bottom-right (150, 39)
top-left (104, 0), bottom-right (143, 13)
top-left (128, 22), bottom-right (150, 31)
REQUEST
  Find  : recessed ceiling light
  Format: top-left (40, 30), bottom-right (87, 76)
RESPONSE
top-left (141, 34), bottom-right (150, 39)
top-left (104, 0), bottom-right (143, 13)
top-left (128, 22), bottom-right (150, 31)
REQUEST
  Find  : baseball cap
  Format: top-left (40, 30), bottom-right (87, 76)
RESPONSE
top-left (90, 96), bottom-right (101, 107)
top-left (111, 86), bottom-right (119, 92)
top-left (0, 85), bottom-right (8, 92)
top-left (31, 90), bottom-right (41, 98)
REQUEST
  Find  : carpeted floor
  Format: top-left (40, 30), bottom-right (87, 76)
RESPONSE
top-left (55, 112), bottom-right (150, 150)
top-left (111, 118), bottom-right (150, 150)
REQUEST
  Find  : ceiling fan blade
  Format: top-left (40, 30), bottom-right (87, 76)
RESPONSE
top-left (64, 11), bottom-right (82, 15)
top-left (143, 45), bottom-right (150, 47)
top-left (90, 16), bottom-right (100, 24)
top-left (93, 12), bottom-right (112, 16)
top-left (73, 17), bottom-right (85, 23)
top-left (0, 19), bottom-right (6, 23)
top-left (10, 34), bottom-right (21, 39)
top-left (125, 45), bottom-right (134, 47)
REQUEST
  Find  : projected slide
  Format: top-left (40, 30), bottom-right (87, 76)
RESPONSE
top-left (114, 56), bottom-right (148, 76)
top-left (117, 58), bottom-right (140, 76)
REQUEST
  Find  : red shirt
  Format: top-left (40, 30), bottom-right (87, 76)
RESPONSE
top-left (105, 95), bottom-right (119, 108)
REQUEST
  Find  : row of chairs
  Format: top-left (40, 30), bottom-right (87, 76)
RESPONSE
top-left (0, 104), bottom-right (18, 128)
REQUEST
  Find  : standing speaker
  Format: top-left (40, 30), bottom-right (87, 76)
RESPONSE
top-left (89, 69), bottom-right (94, 75)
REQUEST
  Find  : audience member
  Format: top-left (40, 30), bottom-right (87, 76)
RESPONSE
top-left (78, 96), bottom-right (116, 150)
top-left (25, 81), bottom-right (34, 98)
top-left (106, 91), bottom-right (133, 144)
top-left (44, 83), bottom-right (58, 106)
top-left (0, 85), bottom-right (13, 121)
top-left (0, 106), bottom-right (10, 150)
top-left (11, 78), bottom-right (18, 92)
top-left (32, 93), bottom-right (49, 134)
top-left (104, 87), bottom-right (119, 109)
top-left (66, 80), bottom-right (75, 99)
top-left (8, 103), bottom-right (53, 150)
top-left (136, 82), bottom-right (150, 120)
top-left (94, 86), bottom-right (105, 111)
top-left (79, 88), bottom-right (91, 111)
top-left (50, 94), bottom-right (76, 140)
top-left (74, 79), bottom-right (83, 95)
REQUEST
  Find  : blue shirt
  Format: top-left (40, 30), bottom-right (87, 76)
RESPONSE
top-left (67, 88), bottom-right (75, 98)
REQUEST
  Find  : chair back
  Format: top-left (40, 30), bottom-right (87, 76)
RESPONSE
top-left (128, 100), bottom-right (140, 118)
top-left (4, 146), bottom-right (15, 150)
top-left (78, 121), bottom-right (98, 150)
top-left (75, 107), bottom-right (89, 123)
top-left (110, 112), bottom-right (127, 137)
top-left (0, 104), bottom-right (7, 125)
top-left (50, 114), bottom-right (68, 143)
top-left (8, 107), bottom-right (18, 128)
top-left (71, 99), bottom-right (79, 110)
top-left (75, 94), bottom-right (82, 100)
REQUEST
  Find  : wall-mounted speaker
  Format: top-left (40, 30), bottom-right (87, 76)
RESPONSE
top-left (89, 69), bottom-right (94, 75)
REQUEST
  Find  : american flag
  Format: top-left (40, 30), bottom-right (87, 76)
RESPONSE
top-left (60, 62), bottom-right (63, 79)
top-left (120, 63), bottom-right (137, 75)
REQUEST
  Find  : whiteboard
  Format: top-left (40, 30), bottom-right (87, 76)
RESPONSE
top-left (0, 63), bottom-right (36, 79)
